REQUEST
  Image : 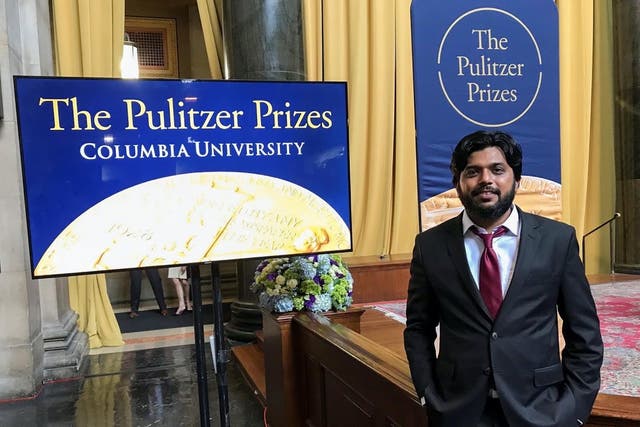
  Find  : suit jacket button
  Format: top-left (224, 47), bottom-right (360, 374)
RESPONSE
top-left (483, 367), bottom-right (492, 376)
top-left (491, 332), bottom-right (498, 340)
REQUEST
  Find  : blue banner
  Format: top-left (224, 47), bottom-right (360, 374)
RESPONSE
top-left (411, 0), bottom-right (560, 229)
top-left (14, 77), bottom-right (352, 277)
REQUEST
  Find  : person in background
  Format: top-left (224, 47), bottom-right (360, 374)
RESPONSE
top-left (404, 130), bottom-right (603, 427)
top-left (168, 265), bottom-right (192, 316)
top-left (129, 267), bottom-right (168, 318)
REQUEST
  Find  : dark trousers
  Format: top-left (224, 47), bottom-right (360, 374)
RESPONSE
top-left (129, 268), bottom-right (166, 312)
top-left (478, 397), bottom-right (509, 427)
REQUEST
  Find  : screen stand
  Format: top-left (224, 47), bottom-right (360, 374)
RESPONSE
top-left (190, 264), bottom-right (211, 426)
top-left (211, 262), bottom-right (230, 426)
top-left (191, 263), bottom-right (230, 426)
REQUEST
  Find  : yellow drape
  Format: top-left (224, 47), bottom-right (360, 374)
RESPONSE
top-left (52, 0), bottom-right (125, 347)
top-left (303, 0), bottom-right (419, 257)
top-left (196, 0), bottom-right (224, 79)
top-left (68, 275), bottom-right (124, 348)
top-left (52, 0), bottom-right (124, 77)
top-left (558, 1), bottom-right (615, 274)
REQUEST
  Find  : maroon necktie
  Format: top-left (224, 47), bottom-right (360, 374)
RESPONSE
top-left (473, 226), bottom-right (507, 318)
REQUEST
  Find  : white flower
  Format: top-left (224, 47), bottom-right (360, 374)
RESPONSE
top-left (266, 288), bottom-right (278, 296)
top-left (286, 279), bottom-right (298, 289)
top-left (276, 275), bottom-right (286, 285)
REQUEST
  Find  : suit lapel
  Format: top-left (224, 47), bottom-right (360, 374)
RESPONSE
top-left (444, 215), bottom-right (493, 318)
top-left (500, 210), bottom-right (542, 314)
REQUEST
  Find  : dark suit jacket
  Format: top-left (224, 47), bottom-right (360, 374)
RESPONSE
top-left (404, 209), bottom-right (603, 427)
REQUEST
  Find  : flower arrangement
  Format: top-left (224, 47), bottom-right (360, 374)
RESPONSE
top-left (250, 254), bottom-right (354, 313)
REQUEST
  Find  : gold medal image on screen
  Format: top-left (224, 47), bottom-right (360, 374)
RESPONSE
top-left (420, 176), bottom-right (561, 231)
top-left (34, 172), bottom-right (351, 276)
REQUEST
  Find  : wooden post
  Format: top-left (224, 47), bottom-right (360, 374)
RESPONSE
top-left (262, 308), bottom-right (366, 427)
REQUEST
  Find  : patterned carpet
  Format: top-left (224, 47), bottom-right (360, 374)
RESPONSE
top-left (591, 281), bottom-right (640, 396)
top-left (372, 280), bottom-right (640, 397)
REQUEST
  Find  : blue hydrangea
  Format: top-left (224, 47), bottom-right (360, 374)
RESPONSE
top-left (343, 295), bottom-right (353, 308)
top-left (272, 295), bottom-right (294, 313)
top-left (315, 254), bottom-right (331, 274)
top-left (258, 292), bottom-right (274, 311)
top-left (309, 293), bottom-right (332, 312)
top-left (290, 257), bottom-right (317, 280)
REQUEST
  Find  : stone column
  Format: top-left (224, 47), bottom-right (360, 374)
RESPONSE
top-left (222, 0), bottom-right (305, 81)
top-left (221, 0), bottom-right (306, 341)
top-left (40, 278), bottom-right (88, 380)
top-left (0, 0), bottom-right (47, 398)
top-left (0, 0), bottom-right (87, 398)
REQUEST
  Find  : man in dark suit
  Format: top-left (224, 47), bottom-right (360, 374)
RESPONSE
top-left (129, 267), bottom-right (168, 318)
top-left (404, 131), bottom-right (603, 427)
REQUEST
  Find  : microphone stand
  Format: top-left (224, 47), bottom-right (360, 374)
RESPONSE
top-left (581, 212), bottom-right (621, 274)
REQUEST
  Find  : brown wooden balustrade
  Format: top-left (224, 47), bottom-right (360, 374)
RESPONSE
top-left (262, 308), bottom-right (368, 427)
top-left (292, 312), bottom-right (426, 427)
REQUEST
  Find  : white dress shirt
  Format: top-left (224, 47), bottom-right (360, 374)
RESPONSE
top-left (462, 207), bottom-right (521, 297)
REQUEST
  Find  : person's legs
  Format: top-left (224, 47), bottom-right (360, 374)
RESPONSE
top-left (129, 269), bottom-right (143, 317)
top-left (182, 279), bottom-right (192, 311)
top-left (145, 267), bottom-right (167, 314)
top-left (172, 278), bottom-right (186, 315)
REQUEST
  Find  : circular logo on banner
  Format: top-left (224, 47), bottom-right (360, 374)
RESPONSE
top-left (437, 8), bottom-right (542, 127)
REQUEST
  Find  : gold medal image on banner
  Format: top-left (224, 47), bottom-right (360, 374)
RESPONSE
top-left (34, 172), bottom-right (351, 276)
top-left (420, 175), bottom-right (561, 231)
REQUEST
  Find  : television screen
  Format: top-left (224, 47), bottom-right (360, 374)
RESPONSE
top-left (14, 77), bottom-right (352, 278)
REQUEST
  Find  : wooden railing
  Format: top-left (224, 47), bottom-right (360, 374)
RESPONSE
top-left (292, 312), bottom-right (426, 426)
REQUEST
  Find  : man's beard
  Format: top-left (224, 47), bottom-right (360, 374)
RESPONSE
top-left (460, 181), bottom-right (517, 221)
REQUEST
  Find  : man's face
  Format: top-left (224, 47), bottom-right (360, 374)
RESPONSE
top-left (456, 146), bottom-right (519, 224)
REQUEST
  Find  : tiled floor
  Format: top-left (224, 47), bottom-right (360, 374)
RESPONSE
top-left (0, 328), bottom-right (265, 427)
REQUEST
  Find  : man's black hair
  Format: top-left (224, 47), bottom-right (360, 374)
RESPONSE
top-left (450, 130), bottom-right (523, 186)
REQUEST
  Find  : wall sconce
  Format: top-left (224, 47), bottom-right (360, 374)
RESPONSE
top-left (120, 32), bottom-right (139, 78)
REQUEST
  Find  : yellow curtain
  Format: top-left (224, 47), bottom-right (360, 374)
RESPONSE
top-left (196, 0), bottom-right (224, 79)
top-left (52, 0), bottom-right (124, 77)
top-left (303, 0), bottom-right (419, 257)
top-left (558, 1), bottom-right (615, 274)
top-left (52, 0), bottom-right (125, 347)
top-left (69, 275), bottom-right (124, 348)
